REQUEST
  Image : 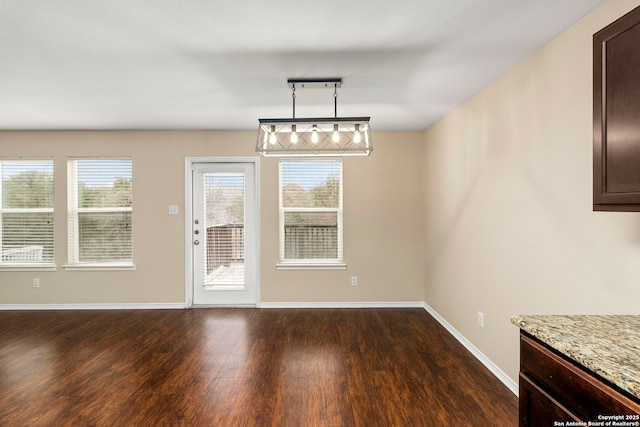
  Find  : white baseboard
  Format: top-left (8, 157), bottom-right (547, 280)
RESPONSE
top-left (259, 301), bottom-right (425, 309)
top-left (0, 302), bottom-right (424, 310)
top-left (0, 303), bottom-right (186, 310)
top-left (423, 303), bottom-right (519, 397)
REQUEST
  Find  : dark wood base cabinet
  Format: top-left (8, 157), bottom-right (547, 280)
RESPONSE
top-left (519, 333), bottom-right (640, 426)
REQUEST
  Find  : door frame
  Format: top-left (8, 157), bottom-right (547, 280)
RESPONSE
top-left (184, 157), bottom-right (261, 308)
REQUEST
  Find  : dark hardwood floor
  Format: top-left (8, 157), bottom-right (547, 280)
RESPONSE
top-left (0, 308), bottom-right (517, 426)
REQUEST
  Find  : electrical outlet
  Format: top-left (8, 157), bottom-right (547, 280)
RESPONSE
top-left (477, 311), bottom-right (484, 328)
top-left (351, 276), bottom-right (358, 286)
top-left (33, 278), bottom-right (40, 288)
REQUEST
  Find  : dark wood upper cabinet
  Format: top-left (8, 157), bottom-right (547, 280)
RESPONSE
top-left (594, 5), bottom-right (640, 211)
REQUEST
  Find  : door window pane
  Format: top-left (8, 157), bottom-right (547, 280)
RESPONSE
top-left (203, 173), bottom-right (245, 288)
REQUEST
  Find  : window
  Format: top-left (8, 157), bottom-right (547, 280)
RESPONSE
top-left (0, 160), bottom-right (54, 268)
top-left (278, 159), bottom-right (344, 268)
top-left (66, 159), bottom-right (133, 269)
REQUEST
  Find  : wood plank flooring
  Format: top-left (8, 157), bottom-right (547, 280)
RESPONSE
top-left (0, 308), bottom-right (517, 426)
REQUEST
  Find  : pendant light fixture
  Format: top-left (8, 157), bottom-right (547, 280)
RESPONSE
top-left (256, 78), bottom-right (372, 157)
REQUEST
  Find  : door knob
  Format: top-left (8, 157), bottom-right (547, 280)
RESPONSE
top-left (194, 240), bottom-right (200, 245)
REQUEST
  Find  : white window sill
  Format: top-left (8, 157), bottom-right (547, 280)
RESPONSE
top-left (0, 264), bottom-right (57, 272)
top-left (276, 262), bottom-right (347, 270)
top-left (63, 263), bottom-right (136, 271)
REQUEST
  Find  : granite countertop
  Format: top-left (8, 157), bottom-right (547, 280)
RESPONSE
top-left (511, 315), bottom-right (640, 401)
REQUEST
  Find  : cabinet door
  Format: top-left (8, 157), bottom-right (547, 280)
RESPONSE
top-left (594, 5), bottom-right (640, 211)
top-left (519, 374), bottom-right (580, 427)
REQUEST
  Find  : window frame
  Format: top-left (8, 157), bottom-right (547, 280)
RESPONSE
top-left (64, 158), bottom-right (135, 271)
top-left (0, 158), bottom-right (56, 271)
top-left (277, 158), bottom-right (345, 270)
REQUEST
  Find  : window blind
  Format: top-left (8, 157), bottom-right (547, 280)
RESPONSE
top-left (203, 173), bottom-right (245, 287)
top-left (279, 159), bottom-right (343, 263)
top-left (0, 160), bottom-right (54, 265)
top-left (67, 159), bottom-right (132, 264)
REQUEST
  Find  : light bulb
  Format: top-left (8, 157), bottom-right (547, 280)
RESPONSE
top-left (353, 124), bottom-right (361, 143)
top-left (269, 125), bottom-right (276, 145)
top-left (332, 124), bottom-right (340, 143)
top-left (311, 125), bottom-right (319, 144)
top-left (290, 125), bottom-right (298, 144)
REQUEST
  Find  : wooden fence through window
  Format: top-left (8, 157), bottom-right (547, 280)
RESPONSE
top-left (284, 225), bottom-right (338, 259)
top-left (206, 224), bottom-right (244, 272)
top-left (206, 224), bottom-right (339, 270)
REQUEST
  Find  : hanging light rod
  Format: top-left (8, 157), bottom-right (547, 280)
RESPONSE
top-left (287, 78), bottom-right (342, 89)
top-left (256, 77), bottom-right (372, 157)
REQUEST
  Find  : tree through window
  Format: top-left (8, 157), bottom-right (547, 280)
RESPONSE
top-left (67, 159), bottom-right (133, 266)
top-left (279, 159), bottom-right (343, 266)
top-left (0, 160), bottom-right (54, 266)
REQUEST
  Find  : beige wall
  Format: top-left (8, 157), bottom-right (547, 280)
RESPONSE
top-left (423, 0), bottom-right (640, 384)
top-left (0, 130), bottom-right (425, 305)
top-left (262, 132), bottom-right (425, 303)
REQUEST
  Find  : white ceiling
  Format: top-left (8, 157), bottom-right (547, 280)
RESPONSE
top-left (0, 0), bottom-right (604, 131)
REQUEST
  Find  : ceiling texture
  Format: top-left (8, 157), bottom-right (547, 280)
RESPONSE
top-left (0, 0), bottom-right (604, 131)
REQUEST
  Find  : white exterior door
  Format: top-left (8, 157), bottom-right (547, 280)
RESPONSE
top-left (191, 161), bottom-right (258, 306)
